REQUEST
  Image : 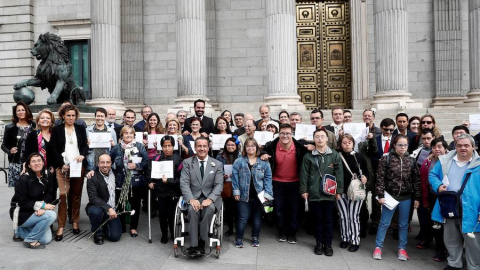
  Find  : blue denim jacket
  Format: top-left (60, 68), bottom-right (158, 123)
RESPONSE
top-left (231, 156), bottom-right (274, 202)
top-left (110, 142), bottom-right (148, 188)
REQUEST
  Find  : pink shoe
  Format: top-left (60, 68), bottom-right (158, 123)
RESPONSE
top-left (373, 247), bottom-right (382, 260)
top-left (398, 249), bottom-right (410, 261)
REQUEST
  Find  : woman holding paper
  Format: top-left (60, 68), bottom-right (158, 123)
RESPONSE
top-left (143, 113), bottom-right (164, 160)
top-left (216, 137), bottom-right (241, 236)
top-left (212, 116), bottom-right (232, 157)
top-left (147, 135), bottom-right (183, 244)
top-left (110, 126), bottom-right (148, 237)
top-left (166, 118), bottom-right (192, 157)
top-left (86, 108), bottom-right (116, 171)
top-left (182, 117), bottom-right (202, 157)
top-left (232, 138), bottom-right (273, 248)
top-left (373, 134), bottom-right (421, 261)
top-left (51, 104), bottom-right (88, 241)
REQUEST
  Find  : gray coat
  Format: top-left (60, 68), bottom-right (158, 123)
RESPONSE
top-left (180, 156), bottom-right (224, 210)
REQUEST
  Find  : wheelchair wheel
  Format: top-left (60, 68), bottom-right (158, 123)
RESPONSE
top-left (214, 204), bottom-right (223, 259)
top-left (173, 206), bottom-right (181, 258)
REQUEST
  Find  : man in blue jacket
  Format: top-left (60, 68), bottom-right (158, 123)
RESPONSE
top-left (429, 134), bottom-right (480, 270)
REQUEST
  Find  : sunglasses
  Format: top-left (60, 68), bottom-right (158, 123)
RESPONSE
top-left (382, 128), bottom-right (394, 132)
top-left (421, 121), bottom-right (433, 125)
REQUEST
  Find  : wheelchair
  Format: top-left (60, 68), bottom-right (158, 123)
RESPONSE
top-left (173, 196), bottom-right (223, 258)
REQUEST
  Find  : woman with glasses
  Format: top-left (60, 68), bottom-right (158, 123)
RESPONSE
top-left (410, 114), bottom-right (443, 152)
top-left (232, 138), bottom-right (273, 248)
top-left (216, 137), bottom-right (241, 236)
top-left (372, 134), bottom-right (421, 261)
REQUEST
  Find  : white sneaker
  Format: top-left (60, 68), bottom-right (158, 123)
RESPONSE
top-left (373, 247), bottom-right (382, 260)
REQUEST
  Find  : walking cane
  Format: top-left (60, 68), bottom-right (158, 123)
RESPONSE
top-left (148, 188), bottom-right (152, 243)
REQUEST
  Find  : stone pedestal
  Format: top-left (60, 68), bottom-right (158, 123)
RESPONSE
top-left (173, 0), bottom-right (210, 112)
top-left (264, 0), bottom-right (305, 111)
top-left (371, 0), bottom-right (421, 109)
top-left (464, 0), bottom-right (480, 107)
top-left (89, 0), bottom-right (125, 111)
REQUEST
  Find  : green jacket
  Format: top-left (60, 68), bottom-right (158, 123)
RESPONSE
top-left (299, 147), bottom-right (344, 202)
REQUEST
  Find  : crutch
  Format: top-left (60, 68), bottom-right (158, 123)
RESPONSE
top-left (148, 188), bottom-right (152, 243)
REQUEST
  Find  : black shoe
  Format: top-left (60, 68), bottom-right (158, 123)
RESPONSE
top-left (348, 245), bottom-right (359, 252)
top-left (198, 239), bottom-right (206, 254)
top-left (94, 235), bottom-right (104, 245)
top-left (55, 233), bottom-right (63, 242)
top-left (443, 266), bottom-right (462, 270)
top-left (185, 246), bottom-right (198, 256)
top-left (314, 243), bottom-right (324, 255)
top-left (224, 229), bottom-right (233, 236)
top-left (368, 226), bottom-right (377, 235)
top-left (393, 228), bottom-right (399, 240)
top-left (277, 233), bottom-right (287, 242)
top-left (73, 228), bottom-right (80, 235)
top-left (24, 241), bottom-right (45, 249)
top-left (287, 235), bottom-right (297, 244)
top-left (13, 234), bottom-right (23, 242)
top-left (324, 246), bottom-right (333, 256)
top-left (161, 235), bottom-right (168, 244)
top-left (339, 241), bottom-right (349, 249)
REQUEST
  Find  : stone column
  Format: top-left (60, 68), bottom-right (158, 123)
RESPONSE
top-left (464, 0), bottom-right (480, 106)
top-left (432, 0), bottom-right (467, 108)
top-left (371, 0), bottom-right (421, 109)
top-left (350, 0), bottom-right (369, 109)
top-left (173, 0), bottom-right (210, 111)
top-left (121, 0), bottom-right (144, 110)
top-left (89, 0), bottom-right (125, 111)
top-left (264, 0), bottom-right (305, 111)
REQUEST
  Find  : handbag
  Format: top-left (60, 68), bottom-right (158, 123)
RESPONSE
top-left (437, 173), bottom-right (471, 219)
top-left (314, 157), bottom-right (337, 196)
top-left (340, 154), bottom-right (366, 201)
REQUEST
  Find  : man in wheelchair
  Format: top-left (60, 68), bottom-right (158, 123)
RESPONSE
top-left (180, 137), bottom-right (224, 256)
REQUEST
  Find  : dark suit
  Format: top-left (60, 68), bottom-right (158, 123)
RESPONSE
top-left (85, 169), bottom-right (122, 241)
top-left (133, 119), bottom-right (147, 132)
top-left (106, 122), bottom-right (121, 129)
top-left (233, 127), bottom-right (246, 137)
top-left (184, 115), bottom-right (215, 135)
top-left (180, 156), bottom-right (223, 246)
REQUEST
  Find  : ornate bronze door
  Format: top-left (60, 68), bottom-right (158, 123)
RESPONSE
top-left (296, 0), bottom-right (351, 109)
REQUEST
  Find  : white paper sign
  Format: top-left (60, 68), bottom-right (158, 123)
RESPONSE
top-left (211, 134), bottom-right (232, 150)
top-left (223, 164), bottom-right (233, 182)
top-left (69, 160), bottom-right (82, 178)
top-left (294, 124), bottom-right (316, 141)
top-left (151, 160), bottom-right (174, 179)
top-left (343, 123), bottom-right (369, 151)
top-left (469, 114), bottom-right (480, 130)
top-left (254, 131), bottom-right (274, 145)
top-left (135, 132), bottom-right (144, 143)
top-left (190, 141), bottom-right (196, 154)
top-left (257, 190), bottom-right (266, 204)
top-left (376, 191), bottom-right (399, 210)
top-left (88, 133), bottom-right (112, 149)
top-left (131, 156), bottom-right (142, 164)
top-left (147, 134), bottom-right (161, 149)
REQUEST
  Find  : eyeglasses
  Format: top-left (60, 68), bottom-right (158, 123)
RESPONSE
top-left (279, 132), bottom-right (292, 137)
top-left (421, 121), bottom-right (433, 125)
top-left (178, 115), bottom-right (186, 118)
top-left (396, 144), bottom-right (408, 148)
top-left (382, 128), bottom-right (394, 132)
top-left (246, 145), bottom-right (256, 149)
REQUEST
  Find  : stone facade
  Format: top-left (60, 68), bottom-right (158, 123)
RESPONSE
top-left (0, 0), bottom-right (479, 114)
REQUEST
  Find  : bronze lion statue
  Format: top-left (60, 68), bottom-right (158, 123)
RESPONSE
top-left (13, 32), bottom-right (86, 105)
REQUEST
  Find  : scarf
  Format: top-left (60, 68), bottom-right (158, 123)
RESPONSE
top-left (37, 130), bottom-right (47, 167)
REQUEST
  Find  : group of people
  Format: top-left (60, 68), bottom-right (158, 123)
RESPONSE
top-left (4, 100), bottom-right (480, 269)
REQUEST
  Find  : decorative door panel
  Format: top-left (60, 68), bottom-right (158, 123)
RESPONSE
top-left (296, 0), bottom-right (351, 109)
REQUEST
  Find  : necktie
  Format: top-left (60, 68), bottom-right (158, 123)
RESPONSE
top-left (200, 161), bottom-right (205, 179)
top-left (384, 140), bottom-right (390, 153)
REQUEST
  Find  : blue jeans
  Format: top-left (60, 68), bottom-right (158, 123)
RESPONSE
top-left (375, 198), bottom-right (411, 249)
top-left (236, 199), bottom-right (263, 240)
top-left (87, 206), bottom-right (122, 241)
top-left (15, 210), bottom-right (57, 244)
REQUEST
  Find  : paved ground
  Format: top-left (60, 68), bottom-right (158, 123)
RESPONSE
top-left (0, 177), bottom-right (456, 270)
